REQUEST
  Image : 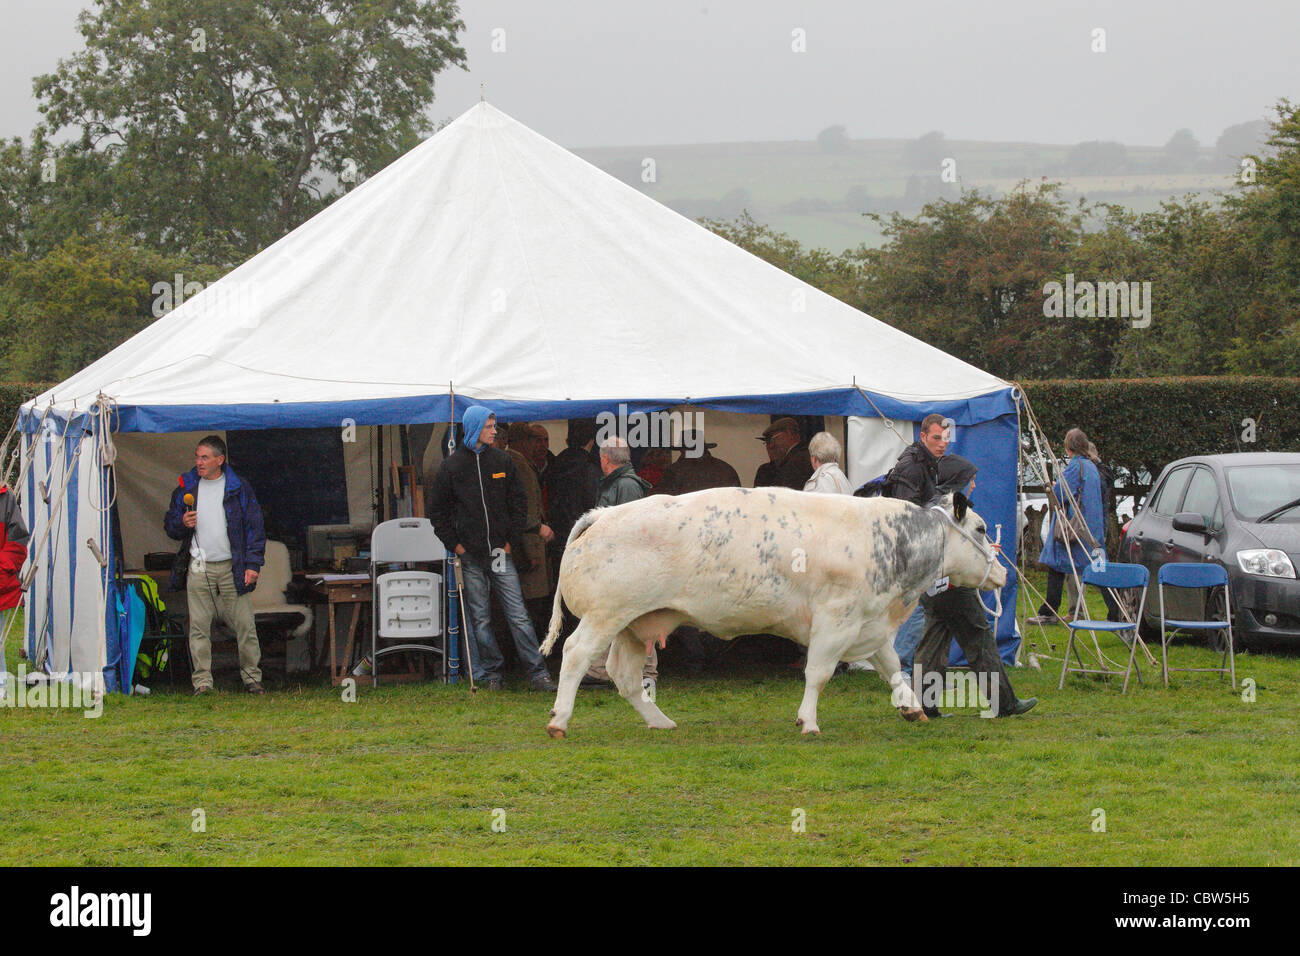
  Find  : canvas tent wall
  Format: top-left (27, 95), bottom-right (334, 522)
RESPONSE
top-left (15, 102), bottom-right (1022, 692)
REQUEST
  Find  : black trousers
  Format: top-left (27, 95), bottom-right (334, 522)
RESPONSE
top-left (915, 587), bottom-right (1020, 716)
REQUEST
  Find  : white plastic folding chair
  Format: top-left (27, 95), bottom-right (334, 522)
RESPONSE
top-left (370, 518), bottom-right (446, 685)
top-left (1157, 562), bottom-right (1236, 690)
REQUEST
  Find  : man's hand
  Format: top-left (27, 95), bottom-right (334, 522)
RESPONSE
top-left (244, 569), bottom-right (259, 588)
top-left (539, 524), bottom-right (555, 543)
top-left (182, 510), bottom-right (197, 529)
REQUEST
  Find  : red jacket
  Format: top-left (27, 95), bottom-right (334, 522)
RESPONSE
top-left (0, 486), bottom-right (29, 611)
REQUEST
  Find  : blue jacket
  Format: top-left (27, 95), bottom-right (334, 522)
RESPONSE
top-left (164, 466), bottom-right (266, 595)
top-left (1039, 455), bottom-right (1105, 574)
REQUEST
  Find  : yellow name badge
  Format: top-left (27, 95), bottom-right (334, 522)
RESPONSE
top-left (492, 472), bottom-right (506, 479)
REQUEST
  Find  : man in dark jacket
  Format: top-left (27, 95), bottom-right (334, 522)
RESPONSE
top-left (887, 414), bottom-right (946, 507)
top-left (544, 419), bottom-right (601, 566)
top-left (597, 437), bottom-right (653, 506)
top-left (653, 429), bottom-right (741, 496)
top-left (911, 454), bottom-right (1036, 718)
top-left (753, 417), bottom-right (814, 490)
top-left (428, 405), bottom-right (556, 692)
top-left (163, 435), bottom-right (267, 695)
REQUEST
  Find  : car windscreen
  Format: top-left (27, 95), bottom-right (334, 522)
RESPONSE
top-left (1225, 464), bottom-right (1300, 521)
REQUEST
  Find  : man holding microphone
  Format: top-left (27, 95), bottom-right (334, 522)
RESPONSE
top-left (164, 435), bottom-right (267, 695)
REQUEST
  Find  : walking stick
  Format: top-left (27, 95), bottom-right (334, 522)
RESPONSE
top-left (451, 555), bottom-right (477, 694)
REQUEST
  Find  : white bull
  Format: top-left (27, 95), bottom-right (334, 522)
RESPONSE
top-left (540, 486), bottom-right (1007, 737)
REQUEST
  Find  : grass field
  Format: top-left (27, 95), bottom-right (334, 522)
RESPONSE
top-left (3, 580), bottom-right (1296, 866)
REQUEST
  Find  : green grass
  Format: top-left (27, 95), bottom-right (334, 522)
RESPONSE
top-left (3, 585), bottom-right (1296, 866)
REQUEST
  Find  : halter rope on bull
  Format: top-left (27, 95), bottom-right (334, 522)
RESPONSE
top-left (927, 501), bottom-right (1008, 618)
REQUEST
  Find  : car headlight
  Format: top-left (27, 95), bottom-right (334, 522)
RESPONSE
top-left (1236, 549), bottom-right (1297, 578)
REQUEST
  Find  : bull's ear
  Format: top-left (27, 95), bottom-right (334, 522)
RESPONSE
top-left (953, 492), bottom-right (969, 523)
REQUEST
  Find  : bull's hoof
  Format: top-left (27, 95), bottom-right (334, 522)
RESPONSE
top-left (800, 725), bottom-right (821, 736)
top-left (546, 724), bottom-right (567, 739)
top-left (899, 707), bottom-right (928, 723)
top-left (646, 719), bottom-right (677, 730)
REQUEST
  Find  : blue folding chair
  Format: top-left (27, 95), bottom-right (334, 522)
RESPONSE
top-left (1058, 562), bottom-right (1149, 694)
top-left (1157, 562), bottom-right (1236, 690)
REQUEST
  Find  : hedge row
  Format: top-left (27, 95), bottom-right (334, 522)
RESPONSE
top-left (0, 383), bottom-right (55, 436)
top-left (1018, 377), bottom-right (1300, 485)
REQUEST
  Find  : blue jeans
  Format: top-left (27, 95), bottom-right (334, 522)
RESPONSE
top-left (893, 603), bottom-right (926, 678)
top-left (459, 552), bottom-right (549, 683)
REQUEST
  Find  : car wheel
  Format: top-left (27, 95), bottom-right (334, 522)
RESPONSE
top-left (1203, 587), bottom-right (1235, 652)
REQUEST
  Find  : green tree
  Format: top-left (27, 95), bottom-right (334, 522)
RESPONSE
top-left (31, 0), bottom-right (466, 258)
top-left (700, 212), bottom-right (867, 309)
top-left (816, 125), bottom-right (851, 154)
top-left (852, 183), bottom-right (1130, 380)
top-left (1162, 128), bottom-right (1200, 171)
top-left (1222, 99), bottom-right (1300, 372)
top-left (0, 228), bottom-right (221, 380)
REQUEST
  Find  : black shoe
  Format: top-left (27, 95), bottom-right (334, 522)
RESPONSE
top-left (245, 681), bottom-right (266, 695)
top-left (1000, 696), bottom-right (1038, 717)
top-left (480, 678), bottom-right (504, 691)
top-left (922, 706), bottom-right (953, 719)
top-left (530, 673), bottom-right (557, 692)
top-left (193, 685), bottom-right (214, 696)
top-left (580, 674), bottom-right (612, 688)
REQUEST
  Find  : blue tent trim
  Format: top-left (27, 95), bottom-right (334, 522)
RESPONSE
top-left (18, 386), bottom-right (1018, 434)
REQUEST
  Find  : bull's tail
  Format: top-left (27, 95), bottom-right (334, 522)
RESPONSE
top-left (540, 508), bottom-right (605, 656)
top-left (540, 584), bottom-right (566, 656)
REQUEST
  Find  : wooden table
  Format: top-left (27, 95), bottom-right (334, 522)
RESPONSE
top-left (305, 576), bottom-right (373, 686)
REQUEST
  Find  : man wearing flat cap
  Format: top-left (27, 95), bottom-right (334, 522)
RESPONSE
top-left (654, 429), bottom-right (741, 497)
top-left (753, 417), bottom-right (814, 490)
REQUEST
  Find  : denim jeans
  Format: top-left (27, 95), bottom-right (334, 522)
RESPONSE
top-left (893, 602), bottom-right (926, 678)
top-left (458, 552), bottom-right (549, 682)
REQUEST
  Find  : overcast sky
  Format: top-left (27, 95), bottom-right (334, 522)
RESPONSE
top-left (2, 0), bottom-right (1295, 149)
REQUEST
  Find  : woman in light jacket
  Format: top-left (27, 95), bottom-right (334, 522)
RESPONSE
top-left (803, 432), bottom-right (853, 494)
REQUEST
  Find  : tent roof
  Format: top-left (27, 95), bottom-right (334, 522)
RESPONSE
top-left (25, 102), bottom-right (1014, 432)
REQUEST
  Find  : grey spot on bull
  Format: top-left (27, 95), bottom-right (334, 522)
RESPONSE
top-left (870, 509), bottom-right (944, 594)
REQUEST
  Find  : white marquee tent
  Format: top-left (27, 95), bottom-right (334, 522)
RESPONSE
top-left (12, 102), bottom-right (1022, 692)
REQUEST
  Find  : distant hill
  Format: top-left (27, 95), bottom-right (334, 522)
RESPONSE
top-left (572, 130), bottom-right (1267, 252)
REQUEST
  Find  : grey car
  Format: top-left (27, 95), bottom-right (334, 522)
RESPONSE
top-left (1119, 452), bottom-right (1300, 652)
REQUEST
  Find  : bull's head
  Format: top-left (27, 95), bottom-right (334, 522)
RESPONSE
top-left (933, 492), bottom-right (1008, 591)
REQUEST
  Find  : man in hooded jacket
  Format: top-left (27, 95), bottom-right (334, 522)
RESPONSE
top-left (428, 406), bottom-right (556, 692)
top-left (911, 454), bottom-right (1036, 718)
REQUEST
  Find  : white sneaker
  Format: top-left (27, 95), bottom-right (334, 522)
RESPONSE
top-left (847, 660), bottom-right (874, 672)
top-left (641, 676), bottom-right (656, 702)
